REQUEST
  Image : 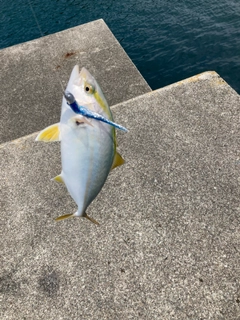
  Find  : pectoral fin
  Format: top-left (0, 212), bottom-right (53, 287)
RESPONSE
top-left (52, 175), bottom-right (64, 184)
top-left (111, 151), bottom-right (125, 170)
top-left (35, 123), bottom-right (60, 142)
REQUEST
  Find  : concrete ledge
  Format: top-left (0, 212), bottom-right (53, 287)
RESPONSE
top-left (0, 19), bottom-right (150, 143)
top-left (1, 71), bottom-right (239, 319)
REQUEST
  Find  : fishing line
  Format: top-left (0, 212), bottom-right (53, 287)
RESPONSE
top-left (27, 0), bottom-right (65, 93)
top-left (8, 0), bottom-right (66, 274)
top-left (27, 0), bottom-right (127, 132)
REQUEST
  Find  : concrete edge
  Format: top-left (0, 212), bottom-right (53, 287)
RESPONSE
top-left (1, 18), bottom-right (151, 93)
top-left (1, 19), bottom-right (105, 51)
top-left (0, 104), bottom-right (126, 149)
top-left (99, 20), bottom-right (151, 92)
top-left (110, 70), bottom-right (235, 109)
top-left (0, 131), bottom-right (40, 149)
top-left (0, 71), bottom-right (233, 148)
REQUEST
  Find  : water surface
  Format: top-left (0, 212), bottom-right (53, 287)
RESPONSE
top-left (1, 0), bottom-right (240, 92)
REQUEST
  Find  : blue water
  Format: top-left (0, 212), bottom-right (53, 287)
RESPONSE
top-left (1, 0), bottom-right (240, 92)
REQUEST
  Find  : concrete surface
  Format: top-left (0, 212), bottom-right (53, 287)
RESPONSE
top-left (0, 19), bottom-right (150, 144)
top-left (0, 71), bottom-right (239, 319)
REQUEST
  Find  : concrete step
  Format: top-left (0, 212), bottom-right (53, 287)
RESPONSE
top-left (1, 71), bottom-right (239, 319)
top-left (0, 19), bottom-right (151, 144)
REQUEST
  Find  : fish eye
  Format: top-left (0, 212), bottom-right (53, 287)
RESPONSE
top-left (84, 83), bottom-right (95, 94)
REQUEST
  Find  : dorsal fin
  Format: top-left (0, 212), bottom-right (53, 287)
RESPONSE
top-left (111, 152), bottom-right (125, 170)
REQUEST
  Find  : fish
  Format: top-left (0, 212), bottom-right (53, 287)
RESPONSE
top-left (36, 66), bottom-right (126, 224)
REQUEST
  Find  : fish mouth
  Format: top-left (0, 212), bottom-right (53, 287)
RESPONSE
top-left (79, 67), bottom-right (93, 82)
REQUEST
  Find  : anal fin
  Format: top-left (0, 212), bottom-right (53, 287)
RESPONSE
top-left (35, 123), bottom-right (60, 142)
top-left (52, 175), bottom-right (64, 184)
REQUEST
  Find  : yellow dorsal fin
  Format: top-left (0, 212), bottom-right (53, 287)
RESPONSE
top-left (84, 213), bottom-right (100, 225)
top-left (111, 151), bottom-right (125, 170)
top-left (52, 175), bottom-right (64, 184)
top-left (35, 123), bottom-right (60, 142)
top-left (55, 213), bottom-right (74, 221)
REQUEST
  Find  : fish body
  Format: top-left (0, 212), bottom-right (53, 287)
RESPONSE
top-left (36, 66), bottom-right (125, 223)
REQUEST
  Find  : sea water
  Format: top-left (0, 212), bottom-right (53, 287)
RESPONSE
top-left (1, 0), bottom-right (240, 92)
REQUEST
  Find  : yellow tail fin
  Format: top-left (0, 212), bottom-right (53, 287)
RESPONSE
top-left (55, 212), bottom-right (99, 224)
top-left (84, 213), bottom-right (100, 225)
top-left (55, 213), bottom-right (74, 221)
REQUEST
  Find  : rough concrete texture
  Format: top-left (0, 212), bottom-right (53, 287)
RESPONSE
top-left (0, 72), bottom-right (240, 319)
top-left (0, 19), bottom-right (150, 144)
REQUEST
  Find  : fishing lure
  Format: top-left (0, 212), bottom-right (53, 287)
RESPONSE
top-left (64, 91), bottom-right (128, 132)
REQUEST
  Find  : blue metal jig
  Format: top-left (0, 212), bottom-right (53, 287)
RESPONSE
top-left (64, 91), bottom-right (128, 132)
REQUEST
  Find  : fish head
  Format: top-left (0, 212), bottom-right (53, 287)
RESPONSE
top-left (61, 65), bottom-right (112, 121)
top-left (60, 66), bottom-right (116, 148)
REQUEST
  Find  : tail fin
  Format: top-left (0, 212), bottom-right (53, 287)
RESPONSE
top-left (55, 213), bottom-right (75, 221)
top-left (84, 213), bottom-right (100, 225)
top-left (55, 212), bottom-right (99, 225)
